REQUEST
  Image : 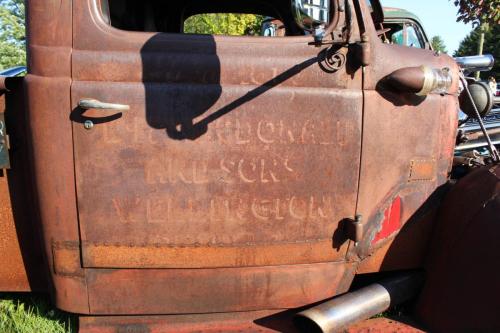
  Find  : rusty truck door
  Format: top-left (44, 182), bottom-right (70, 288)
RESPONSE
top-left (70, 0), bottom-right (362, 313)
top-left (352, 1), bottom-right (458, 269)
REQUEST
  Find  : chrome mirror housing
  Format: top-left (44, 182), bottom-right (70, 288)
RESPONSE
top-left (292, 0), bottom-right (330, 31)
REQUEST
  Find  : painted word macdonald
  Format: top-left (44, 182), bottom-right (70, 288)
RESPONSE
top-left (101, 116), bottom-right (355, 147)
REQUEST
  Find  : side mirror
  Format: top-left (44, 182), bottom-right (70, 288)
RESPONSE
top-left (292, 0), bottom-right (330, 32)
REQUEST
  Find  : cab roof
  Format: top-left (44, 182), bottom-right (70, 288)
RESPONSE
top-left (383, 7), bottom-right (424, 26)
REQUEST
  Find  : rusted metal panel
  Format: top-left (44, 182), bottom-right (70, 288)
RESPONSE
top-left (84, 240), bottom-right (344, 269)
top-left (79, 313), bottom-right (427, 333)
top-left (0, 173), bottom-right (30, 291)
top-left (21, 0), bottom-right (462, 321)
top-left (351, 0), bottom-right (459, 262)
top-left (79, 312), bottom-right (426, 333)
top-left (0, 89), bottom-right (27, 291)
top-left (24, 74), bottom-right (89, 312)
top-left (21, 0), bottom-right (365, 315)
top-left (73, 68), bottom-right (361, 270)
top-left (79, 310), bottom-right (301, 333)
top-left (408, 159), bottom-right (436, 182)
top-left (72, 0), bottom-right (362, 287)
top-left (52, 241), bottom-right (84, 278)
top-left (25, 0), bottom-right (89, 313)
top-left (0, 78), bottom-right (46, 292)
top-left (371, 197), bottom-right (401, 245)
top-left (416, 165), bottom-right (500, 332)
top-left (356, 195), bottom-right (439, 274)
top-left (86, 262), bottom-right (356, 314)
top-left (25, 0), bottom-right (72, 77)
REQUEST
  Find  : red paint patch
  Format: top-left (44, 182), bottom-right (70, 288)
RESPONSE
top-left (372, 197), bottom-right (402, 244)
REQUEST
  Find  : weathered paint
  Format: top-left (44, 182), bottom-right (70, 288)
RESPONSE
top-left (85, 263), bottom-right (356, 314)
top-left (350, 0), bottom-right (459, 264)
top-left (0, 0), bottom-right (462, 329)
top-left (78, 312), bottom-right (426, 333)
top-left (0, 78), bottom-right (46, 292)
top-left (25, 0), bottom-right (89, 313)
top-left (372, 197), bottom-right (401, 245)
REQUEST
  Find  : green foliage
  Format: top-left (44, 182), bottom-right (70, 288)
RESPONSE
top-left (0, 0), bottom-right (26, 70)
top-left (184, 14), bottom-right (264, 36)
top-left (0, 293), bottom-right (76, 333)
top-left (454, 24), bottom-right (500, 79)
top-left (452, 0), bottom-right (500, 26)
top-left (430, 36), bottom-right (448, 54)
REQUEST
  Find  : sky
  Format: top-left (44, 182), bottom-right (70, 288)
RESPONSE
top-left (381, 0), bottom-right (474, 54)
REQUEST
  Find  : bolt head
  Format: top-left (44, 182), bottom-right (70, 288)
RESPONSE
top-left (84, 120), bottom-right (94, 130)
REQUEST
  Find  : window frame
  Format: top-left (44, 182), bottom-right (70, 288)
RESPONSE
top-left (99, 0), bottom-right (317, 38)
top-left (382, 17), bottom-right (430, 50)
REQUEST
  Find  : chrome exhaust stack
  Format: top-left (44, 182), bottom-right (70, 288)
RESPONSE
top-left (454, 54), bottom-right (494, 74)
top-left (294, 272), bottom-right (424, 333)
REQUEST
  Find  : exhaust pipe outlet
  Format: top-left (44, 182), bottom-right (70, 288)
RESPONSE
top-left (294, 272), bottom-right (424, 333)
top-left (454, 54), bottom-right (494, 74)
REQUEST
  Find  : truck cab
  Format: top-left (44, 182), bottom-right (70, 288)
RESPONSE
top-left (4, 0), bottom-right (492, 331)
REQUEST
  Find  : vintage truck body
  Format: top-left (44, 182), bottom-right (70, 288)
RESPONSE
top-left (1, 0), bottom-right (499, 332)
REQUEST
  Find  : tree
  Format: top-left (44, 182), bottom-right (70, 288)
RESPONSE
top-left (430, 36), bottom-right (448, 54)
top-left (184, 14), bottom-right (264, 36)
top-left (452, 0), bottom-right (500, 26)
top-left (454, 24), bottom-right (500, 80)
top-left (452, 0), bottom-right (500, 78)
top-left (0, 0), bottom-right (25, 70)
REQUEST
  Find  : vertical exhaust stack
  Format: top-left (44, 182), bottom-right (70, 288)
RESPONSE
top-left (294, 272), bottom-right (424, 333)
top-left (454, 54), bottom-right (494, 74)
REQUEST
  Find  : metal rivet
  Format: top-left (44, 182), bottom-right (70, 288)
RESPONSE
top-left (84, 120), bottom-right (94, 130)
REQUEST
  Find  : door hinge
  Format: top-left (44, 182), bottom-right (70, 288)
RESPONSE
top-left (351, 41), bottom-right (370, 67)
top-left (0, 113), bottom-right (10, 169)
top-left (344, 214), bottom-right (363, 246)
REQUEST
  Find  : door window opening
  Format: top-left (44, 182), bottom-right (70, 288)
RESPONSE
top-left (101, 0), bottom-right (300, 36)
top-left (184, 14), bottom-right (285, 36)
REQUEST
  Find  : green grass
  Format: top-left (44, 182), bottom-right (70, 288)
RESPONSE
top-left (0, 293), bottom-right (76, 333)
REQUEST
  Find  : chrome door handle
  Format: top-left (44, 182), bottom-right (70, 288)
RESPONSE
top-left (78, 98), bottom-right (130, 111)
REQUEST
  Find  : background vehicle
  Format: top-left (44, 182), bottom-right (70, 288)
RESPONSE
top-left (0, 0), bottom-right (499, 332)
top-left (379, 7), bottom-right (432, 50)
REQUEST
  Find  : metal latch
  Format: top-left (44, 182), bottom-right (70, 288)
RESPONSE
top-left (0, 113), bottom-right (10, 169)
top-left (344, 214), bottom-right (363, 246)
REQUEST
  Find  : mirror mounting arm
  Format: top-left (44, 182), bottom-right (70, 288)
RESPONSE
top-left (309, 0), bottom-right (352, 47)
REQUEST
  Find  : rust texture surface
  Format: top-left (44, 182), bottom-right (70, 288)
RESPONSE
top-left (72, 0), bottom-right (362, 272)
top-left (25, 0), bottom-right (88, 312)
top-left (85, 262), bottom-right (356, 314)
top-left (0, 78), bottom-right (46, 292)
top-left (355, 202), bottom-right (438, 274)
top-left (22, 0), bottom-right (461, 319)
top-left (79, 310), bottom-right (300, 333)
top-left (350, 1), bottom-right (459, 265)
top-left (416, 165), bottom-right (500, 333)
top-left (0, 160), bottom-right (28, 291)
top-left (79, 313), bottom-right (426, 333)
top-left (68, 0), bottom-right (365, 314)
